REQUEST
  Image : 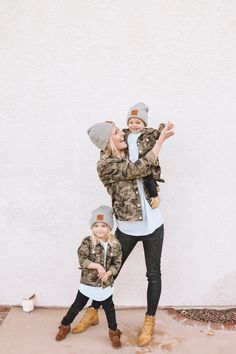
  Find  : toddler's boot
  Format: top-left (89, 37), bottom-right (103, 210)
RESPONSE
top-left (55, 324), bottom-right (71, 341)
top-left (109, 328), bottom-right (122, 348)
top-left (72, 307), bottom-right (99, 334)
top-left (138, 315), bottom-right (155, 346)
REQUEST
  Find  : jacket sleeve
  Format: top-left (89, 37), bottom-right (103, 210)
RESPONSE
top-left (157, 123), bottom-right (166, 136)
top-left (97, 151), bottom-right (158, 184)
top-left (77, 238), bottom-right (93, 269)
top-left (152, 124), bottom-right (166, 140)
top-left (107, 242), bottom-right (122, 276)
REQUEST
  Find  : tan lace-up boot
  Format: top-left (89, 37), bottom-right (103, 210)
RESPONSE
top-left (138, 315), bottom-right (155, 346)
top-left (72, 307), bottom-right (99, 334)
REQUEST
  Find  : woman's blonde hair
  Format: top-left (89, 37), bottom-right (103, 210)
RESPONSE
top-left (101, 135), bottom-right (121, 159)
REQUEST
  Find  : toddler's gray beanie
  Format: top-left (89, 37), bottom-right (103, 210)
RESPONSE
top-left (127, 102), bottom-right (149, 126)
top-left (87, 122), bottom-right (113, 150)
top-left (90, 205), bottom-right (114, 230)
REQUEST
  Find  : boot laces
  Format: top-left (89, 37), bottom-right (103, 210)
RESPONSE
top-left (142, 323), bottom-right (153, 334)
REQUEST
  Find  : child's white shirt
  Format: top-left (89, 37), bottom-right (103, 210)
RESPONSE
top-left (79, 242), bottom-right (113, 301)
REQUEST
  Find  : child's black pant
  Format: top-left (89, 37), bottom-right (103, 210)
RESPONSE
top-left (61, 290), bottom-right (117, 330)
top-left (144, 174), bottom-right (158, 197)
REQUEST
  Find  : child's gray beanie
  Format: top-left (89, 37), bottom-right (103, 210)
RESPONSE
top-left (90, 205), bottom-right (114, 230)
top-left (87, 122), bottom-right (113, 150)
top-left (127, 102), bottom-right (149, 126)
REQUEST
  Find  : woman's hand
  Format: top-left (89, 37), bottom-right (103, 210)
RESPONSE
top-left (159, 121), bottom-right (175, 142)
top-left (151, 121), bottom-right (174, 158)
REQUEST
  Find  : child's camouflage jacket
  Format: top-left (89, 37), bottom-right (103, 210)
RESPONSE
top-left (78, 236), bottom-right (122, 288)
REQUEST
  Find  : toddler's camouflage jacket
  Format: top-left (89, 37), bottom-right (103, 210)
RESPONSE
top-left (123, 124), bottom-right (166, 183)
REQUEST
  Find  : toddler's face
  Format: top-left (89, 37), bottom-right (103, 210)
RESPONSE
top-left (92, 222), bottom-right (110, 240)
top-left (128, 118), bottom-right (145, 133)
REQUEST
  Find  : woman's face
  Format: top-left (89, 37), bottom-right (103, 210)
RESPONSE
top-left (110, 125), bottom-right (127, 151)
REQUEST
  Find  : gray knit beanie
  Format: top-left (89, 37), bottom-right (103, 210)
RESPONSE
top-left (89, 205), bottom-right (114, 230)
top-left (127, 102), bottom-right (149, 126)
top-left (87, 122), bottom-right (114, 150)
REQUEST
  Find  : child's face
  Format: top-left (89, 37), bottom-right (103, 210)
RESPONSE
top-left (92, 222), bottom-right (110, 241)
top-left (128, 118), bottom-right (145, 133)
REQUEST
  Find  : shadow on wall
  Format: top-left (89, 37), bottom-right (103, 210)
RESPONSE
top-left (204, 272), bottom-right (236, 306)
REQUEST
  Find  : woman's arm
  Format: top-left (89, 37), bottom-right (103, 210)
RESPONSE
top-left (151, 121), bottom-right (174, 159)
top-left (97, 154), bottom-right (156, 183)
top-left (97, 122), bottom-right (174, 183)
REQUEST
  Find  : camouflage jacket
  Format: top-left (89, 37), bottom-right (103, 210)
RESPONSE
top-left (123, 124), bottom-right (165, 183)
top-left (97, 150), bottom-right (159, 221)
top-left (78, 236), bottom-right (122, 288)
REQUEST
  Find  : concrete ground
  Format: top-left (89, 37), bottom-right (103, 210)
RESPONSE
top-left (0, 307), bottom-right (235, 354)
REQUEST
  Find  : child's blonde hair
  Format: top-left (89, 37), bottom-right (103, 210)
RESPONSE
top-left (90, 229), bottom-right (119, 250)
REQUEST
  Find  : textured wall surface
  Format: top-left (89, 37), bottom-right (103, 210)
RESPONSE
top-left (0, 0), bottom-right (236, 307)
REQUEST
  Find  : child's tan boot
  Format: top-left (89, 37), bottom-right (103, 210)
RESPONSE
top-left (150, 196), bottom-right (160, 209)
top-left (55, 324), bottom-right (71, 341)
top-left (138, 315), bottom-right (155, 347)
top-left (72, 307), bottom-right (99, 334)
top-left (109, 328), bottom-right (122, 348)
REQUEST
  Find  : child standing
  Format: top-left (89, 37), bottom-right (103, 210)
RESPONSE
top-left (123, 102), bottom-right (166, 209)
top-left (55, 205), bottom-right (122, 348)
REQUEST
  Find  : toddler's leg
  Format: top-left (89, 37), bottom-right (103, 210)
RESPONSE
top-left (55, 291), bottom-right (88, 341)
top-left (102, 296), bottom-right (122, 348)
top-left (144, 174), bottom-right (158, 197)
top-left (143, 174), bottom-right (160, 208)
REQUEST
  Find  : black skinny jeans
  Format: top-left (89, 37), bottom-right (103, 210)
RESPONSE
top-left (91, 224), bottom-right (164, 316)
top-left (61, 291), bottom-right (117, 330)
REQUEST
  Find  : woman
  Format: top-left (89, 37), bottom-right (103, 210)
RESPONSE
top-left (76, 117), bottom-right (174, 346)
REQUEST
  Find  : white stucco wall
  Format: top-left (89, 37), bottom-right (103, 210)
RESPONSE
top-left (0, 0), bottom-right (235, 307)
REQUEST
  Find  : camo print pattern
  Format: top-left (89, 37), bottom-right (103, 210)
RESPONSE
top-left (78, 236), bottom-right (122, 288)
top-left (123, 124), bottom-right (165, 183)
top-left (97, 151), bottom-right (158, 221)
